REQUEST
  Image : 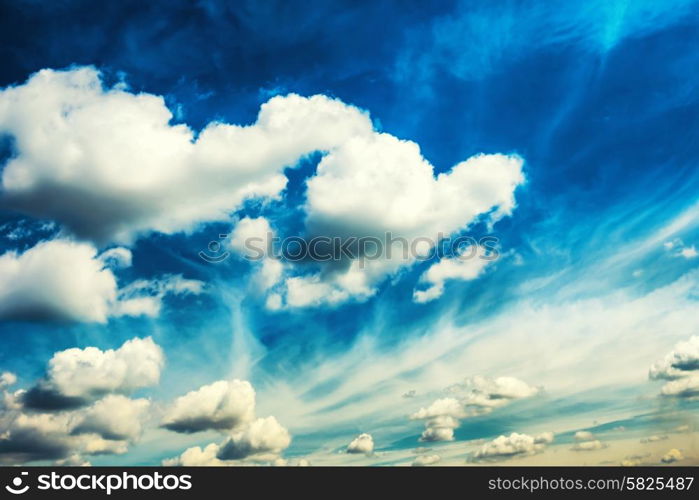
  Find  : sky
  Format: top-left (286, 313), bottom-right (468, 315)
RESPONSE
top-left (0, 0), bottom-right (698, 466)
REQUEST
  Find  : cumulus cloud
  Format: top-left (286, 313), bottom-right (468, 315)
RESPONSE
top-left (411, 376), bottom-right (539, 442)
top-left (163, 417), bottom-right (291, 465)
top-left (0, 67), bottom-right (524, 308)
top-left (456, 376), bottom-right (540, 413)
top-left (0, 362), bottom-right (152, 465)
top-left (412, 454), bottom-right (441, 466)
top-left (22, 337), bottom-right (163, 410)
top-left (162, 443), bottom-right (223, 466)
top-left (278, 149), bottom-right (524, 308)
top-left (216, 416), bottom-right (291, 460)
top-left (660, 448), bottom-right (683, 463)
top-left (70, 395), bottom-right (150, 441)
top-left (571, 440), bottom-right (605, 451)
top-left (161, 380), bottom-right (256, 433)
top-left (650, 336), bottom-right (699, 380)
top-left (0, 239), bottom-right (203, 323)
top-left (659, 376), bottom-right (699, 398)
top-left (649, 336), bottom-right (699, 398)
top-left (474, 432), bottom-right (554, 460)
top-left (574, 431), bottom-right (595, 441)
top-left (162, 379), bottom-right (290, 464)
top-left (0, 239), bottom-right (118, 322)
top-left (410, 398), bottom-right (463, 442)
top-left (346, 433), bottom-right (374, 454)
top-left (0, 67), bottom-right (372, 244)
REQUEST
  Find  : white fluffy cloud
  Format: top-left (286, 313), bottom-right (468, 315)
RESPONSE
top-left (23, 337), bottom-right (163, 409)
top-left (0, 67), bottom-right (372, 244)
top-left (161, 379), bottom-right (256, 433)
top-left (346, 433), bottom-right (374, 454)
top-left (661, 448), bottom-right (683, 463)
top-left (0, 239), bottom-right (117, 322)
top-left (456, 376), bottom-right (540, 413)
top-left (70, 395), bottom-right (150, 441)
top-left (229, 217), bottom-right (274, 259)
top-left (649, 336), bottom-right (699, 380)
top-left (217, 416), bottom-right (291, 460)
top-left (162, 443), bottom-right (223, 466)
top-left (410, 398), bottom-right (463, 442)
top-left (474, 432), bottom-right (553, 460)
top-left (162, 379), bottom-right (290, 464)
top-left (411, 376), bottom-right (539, 442)
top-left (571, 440), bottom-right (605, 451)
top-left (649, 336), bottom-right (699, 398)
top-left (574, 430), bottom-right (595, 441)
top-left (659, 375), bottom-right (699, 398)
top-left (277, 148), bottom-right (523, 308)
top-left (0, 341), bottom-right (157, 465)
top-left (0, 239), bottom-right (203, 323)
top-left (163, 417), bottom-right (291, 465)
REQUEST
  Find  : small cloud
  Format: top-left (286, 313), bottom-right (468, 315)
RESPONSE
top-left (346, 433), bottom-right (374, 455)
top-left (571, 440), bottom-right (605, 451)
top-left (680, 246), bottom-right (698, 259)
top-left (663, 239), bottom-right (697, 259)
top-left (412, 454), bottom-right (441, 466)
top-left (574, 431), bottom-right (595, 441)
top-left (474, 432), bottom-right (554, 461)
top-left (661, 448), bottom-right (683, 464)
top-left (640, 435), bottom-right (668, 444)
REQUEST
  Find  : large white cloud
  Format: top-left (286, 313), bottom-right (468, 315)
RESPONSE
top-left (0, 67), bottom-right (372, 245)
top-left (277, 148), bottom-right (524, 308)
top-left (0, 239), bottom-right (117, 322)
top-left (161, 379), bottom-right (256, 433)
top-left (161, 379), bottom-right (291, 465)
top-left (23, 337), bottom-right (163, 409)
top-left (0, 361), bottom-right (152, 465)
top-left (0, 239), bottom-right (203, 323)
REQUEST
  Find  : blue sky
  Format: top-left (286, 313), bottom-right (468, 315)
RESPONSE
top-left (0, 0), bottom-right (697, 466)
